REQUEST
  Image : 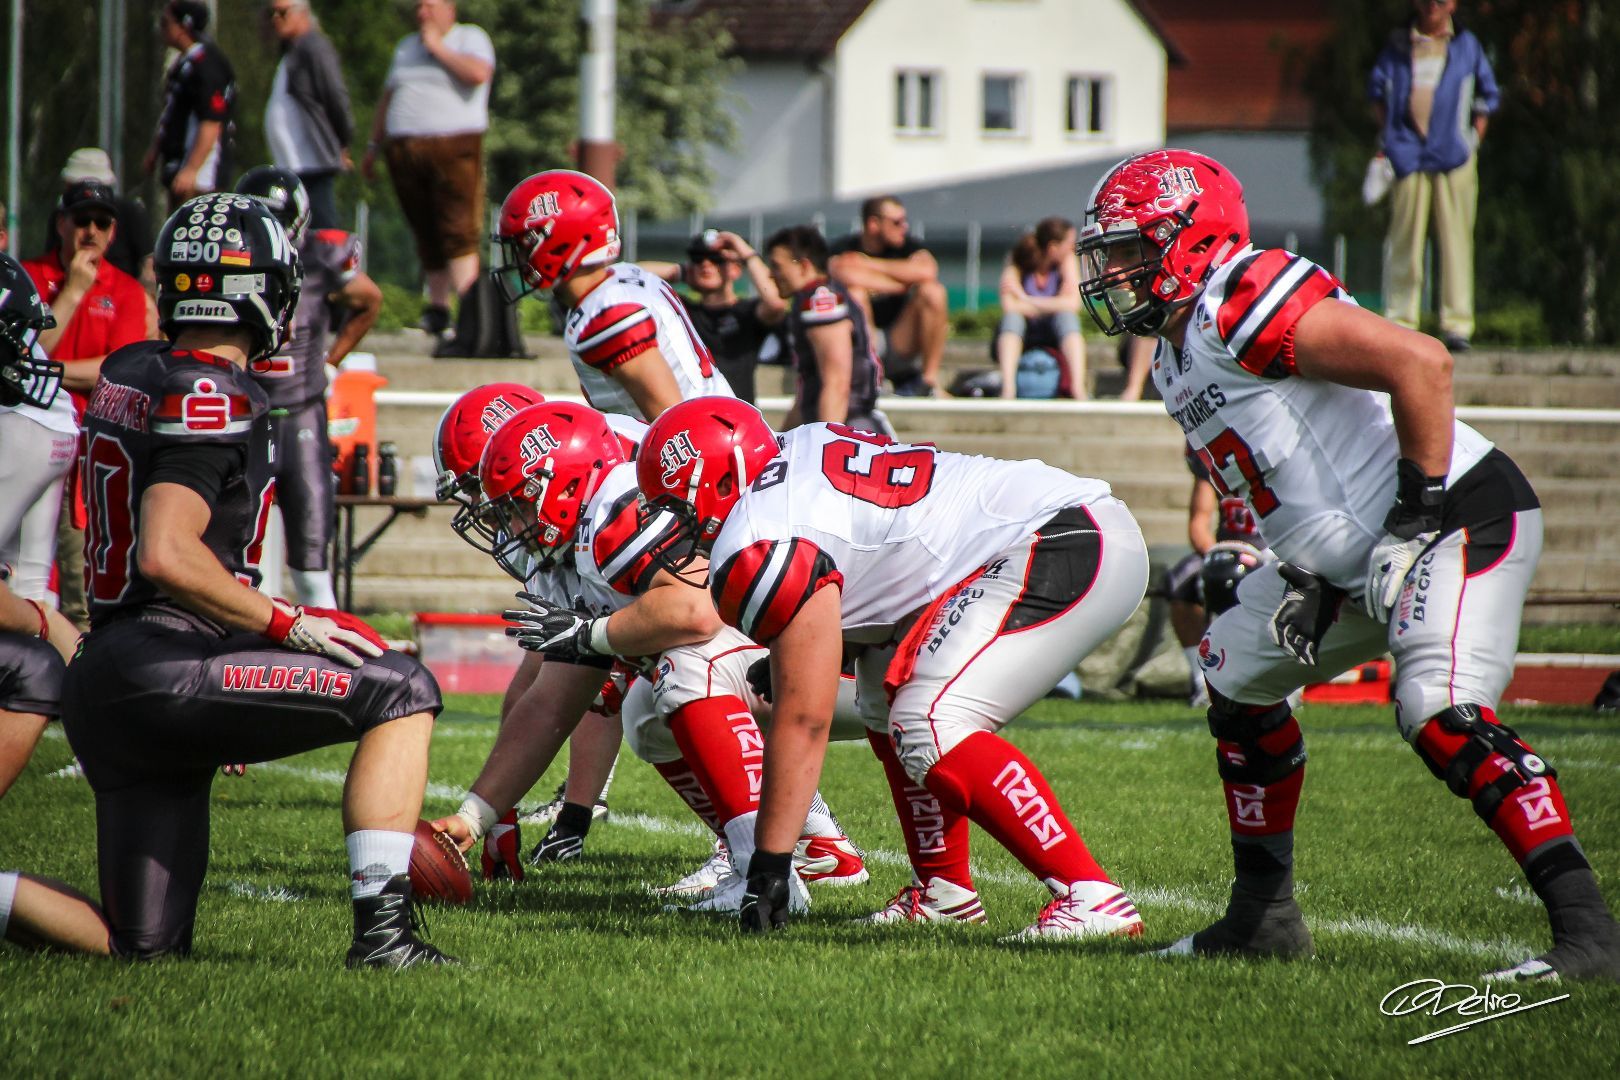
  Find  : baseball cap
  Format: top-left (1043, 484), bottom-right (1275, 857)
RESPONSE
top-left (168, 1), bottom-right (209, 34)
top-left (685, 233), bottom-right (723, 260)
top-left (61, 148), bottom-right (117, 186)
top-left (60, 181), bottom-right (119, 217)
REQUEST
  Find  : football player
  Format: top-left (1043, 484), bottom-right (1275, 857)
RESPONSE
top-left (431, 402), bottom-right (865, 909)
top-left (234, 166), bottom-right (382, 609)
top-left (33, 194), bottom-right (450, 966)
top-left (1079, 149), bottom-right (1619, 981)
top-left (639, 398), bottom-right (1150, 938)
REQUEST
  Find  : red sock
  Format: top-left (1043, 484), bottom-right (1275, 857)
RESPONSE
top-left (923, 731), bottom-right (1108, 887)
top-left (1217, 715), bottom-right (1306, 837)
top-left (668, 696), bottom-right (762, 825)
top-left (1414, 707), bottom-right (1575, 864)
top-left (653, 760), bottom-right (722, 835)
top-left (865, 730), bottom-right (973, 889)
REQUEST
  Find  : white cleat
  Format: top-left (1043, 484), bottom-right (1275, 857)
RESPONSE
top-left (651, 840), bottom-right (732, 900)
top-left (1002, 880), bottom-right (1143, 943)
top-left (861, 876), bottom-right (987, 925)
top-left (668, 867), bottom-right (809, 916)
top-left (794, 834), bottom-right (869, 887)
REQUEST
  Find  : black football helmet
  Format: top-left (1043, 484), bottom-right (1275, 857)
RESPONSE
top-left (155, 193), bottom-right (302, 362)
top-left (235, 165), bottom-right (312, 246)
top-left (1201, 541), bottom-right (1266, 616)
top-left (0, 252), bottom-right (63, 410)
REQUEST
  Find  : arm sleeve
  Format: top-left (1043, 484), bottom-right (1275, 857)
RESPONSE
top-left (146, 441), bottom-right (244, 503)
top-left (710, 538), bottom-right (843, 645)
top-left (193, 55), bottom-right (233, 122)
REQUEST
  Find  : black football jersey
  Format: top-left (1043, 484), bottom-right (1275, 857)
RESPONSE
top-left (82, 341), bottom-right (272, 626)
top-left (248, 229), bottom-right (361, 408)
top-left (785, 277), bottom-right (880, 424)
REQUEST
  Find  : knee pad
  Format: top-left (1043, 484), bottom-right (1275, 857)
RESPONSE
top-left (1413, 704), bottom-right (1557, 824)
top-left (1206, 686), bottom-right (1293, 744)
top-left (1207, 687), bottom-right (1304, 786)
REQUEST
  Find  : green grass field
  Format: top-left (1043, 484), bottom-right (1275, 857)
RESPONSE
top-left (4, 697), bottom-right (1618, 1077)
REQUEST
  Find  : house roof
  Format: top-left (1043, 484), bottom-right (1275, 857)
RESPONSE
top-left (656, 0), bottom-right (1183, 62)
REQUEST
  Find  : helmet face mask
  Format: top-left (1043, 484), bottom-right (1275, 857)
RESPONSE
top-left (431, 383), bottom-right (547, 565)
top-left (1078, 226), bottom-right (1177, 336)
top-left (0, 256), bottom-right (63, 409)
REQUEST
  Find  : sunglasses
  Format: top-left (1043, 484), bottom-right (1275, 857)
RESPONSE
top-left (689, 252), bottom-right (726, 267)
top-left (72, 213), bottom-right (115, 230)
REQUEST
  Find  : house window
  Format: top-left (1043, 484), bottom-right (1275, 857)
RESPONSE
top-left (982, 74), bottom-right (1024, 134)
top-left (895, 70), bottom-right (939, 133)
top-left (1066, 75), bottom-right (1109, 136)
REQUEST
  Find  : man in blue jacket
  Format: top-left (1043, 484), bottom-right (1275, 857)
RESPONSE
top-left (1369, 0), bottom-right (1498, 352)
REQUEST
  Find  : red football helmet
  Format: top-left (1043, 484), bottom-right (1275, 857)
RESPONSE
top-left (433, 383), bottom-right (546, 563)
top-left (492, 170), bottom-right (622, 302)
top-left (1077, 149), bottom-right (1249, 336)
top-left (636, 397), bottom-right (780, 567)
top-left (477, 401), bottom-right (626, 573)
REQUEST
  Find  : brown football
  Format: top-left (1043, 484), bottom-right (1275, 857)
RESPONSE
top-left (408, 819), bottom-right (473, 905)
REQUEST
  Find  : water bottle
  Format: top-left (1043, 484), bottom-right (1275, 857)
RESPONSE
top-left (377, 442), bottom-right (398, 497)
top-left (349, 442), bottom-right (371, 496)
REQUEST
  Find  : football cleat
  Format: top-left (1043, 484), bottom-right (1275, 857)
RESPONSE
top-left (1155, 886), bottom-right (1313, 959)
top-left (1483, 894), bottom-right (1620, 983)
top-left (652, 839), bottom-right (731, 899)
top-left (861, 876), bottom-right (987, 925)
top-left (345, 875), bottom-right (457, 969)
top-left (667, 867), bottom-right (809, 916)
top-left (519, 783), bottom-right (609, 828)
top-left (1003, 880), bottom-right (1143, 943)
top-left (794, 833), bottom-right (869, 887)
top-left (527, 825), bottom-right (586, 866)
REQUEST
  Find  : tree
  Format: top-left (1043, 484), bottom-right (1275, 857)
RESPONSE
top-left (1305, 0), bottom-right (1620, 344)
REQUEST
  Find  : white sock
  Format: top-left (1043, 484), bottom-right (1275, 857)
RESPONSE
top-left (802, 790), bottom-right (840, 838)
top-left (1182, 646), bottom-right (1202, 679)
top-left (346, 830), bottom-right (414, 899)
top-left (0, 870), bottom-right (19, 938)
top-left (290, 569), bottom-right (338, 609)
top-left (721, 811), bottom-right (758, 876)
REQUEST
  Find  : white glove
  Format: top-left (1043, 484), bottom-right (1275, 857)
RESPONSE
top-left (1365, 532), bottom-right (1438, 622)
top-left (266, 599), bottom-right (383, 668)
top-left (1364, 459), bottom-right (1446, 623)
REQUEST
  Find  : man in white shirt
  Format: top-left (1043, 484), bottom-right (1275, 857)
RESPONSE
top-left (264, 0), bottom-right (354, 230)
top-left (362, 0), bottom-right (494, 340)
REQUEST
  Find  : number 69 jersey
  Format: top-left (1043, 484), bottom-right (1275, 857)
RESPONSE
top-left (80, 342), bottom-right (273, 626)
top-left (707, 424), bottom-right (1112, 645)
top-left (1156, 247), bottom-right (1492, 590)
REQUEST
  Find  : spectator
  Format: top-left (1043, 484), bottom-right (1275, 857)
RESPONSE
top-left (146, 1), bottom-right (237, 209)
top-left (45, 148), bottom-right (155, 290)
top-left (1117, 335), bottom-right (1156, 402)
top-left (264, 0), bottom-right (355, 231)
top-left (994, 217), bottom-right (1086, 400)
top-left (22, 182), bottom-right (153, 627)
top-left (362, 0), bottom-right (494, 345)
top-left (765, 224), bottom-right (885, 431)
top-left (829, 195), bottom-right (949, 397)
top-left (1369, 0), bottom-right (1497, 352)
top-left (644, 230), bottom-right (786, 405)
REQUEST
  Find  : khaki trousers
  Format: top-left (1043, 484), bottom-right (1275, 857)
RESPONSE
top-left (1383, 154), bottom-right (1478, 338)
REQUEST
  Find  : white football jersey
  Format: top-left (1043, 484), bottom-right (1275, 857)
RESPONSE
top-left (708, 423), bottom-right (1112, 644)
top-left (1157, 246), bottom-right (1492, 589)
top-left (562, 263), bottom-right (733, 419)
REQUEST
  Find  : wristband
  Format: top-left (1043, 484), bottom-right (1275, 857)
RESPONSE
top-left (265, 602), bottom-right (297, 643)
top-left (455, 792), bottom-right (499, 843)
top-left (747, 849), bottom-right (793, 879)
top-left (28, 599), bottom-right (48, 642)
top-left (587, 617), bottom-right (614, 656)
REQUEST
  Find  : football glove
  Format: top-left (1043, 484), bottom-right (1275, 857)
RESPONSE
top-left (739, 851), bottom-right (793, 934)
top-left (265, 598), bottom-right (383, 668)
top-left (1268, 562), bottom-right (1344, 667)
top-left (1365, 458), bottom-right (1446, 622)
top-left (503, 591), bottom-right (610, 663)
top-left (746, 656), bottom-right (773, 704)
top-left (481, 809), bottom-right (524, 882)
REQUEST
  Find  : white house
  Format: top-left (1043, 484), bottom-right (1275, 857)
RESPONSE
top-left (660, 0), bottom-right (1173, 216)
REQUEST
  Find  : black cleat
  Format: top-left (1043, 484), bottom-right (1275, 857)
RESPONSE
top-left (527, 825), bottom-right (586, 866)
top-left (1156, 885), bottom-right (1313, 959)
top-left (1485, 870), bottom-right (1620, 983)
top-left (346, 875), bottom-right (457, 969)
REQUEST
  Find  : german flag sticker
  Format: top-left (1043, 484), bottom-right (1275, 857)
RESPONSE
top-left (219, 249), bottom-right (251, 266)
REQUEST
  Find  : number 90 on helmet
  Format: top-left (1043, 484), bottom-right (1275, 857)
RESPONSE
top-left (636, 397), bottom-right (780, 570)
top-left (154, 193), bottom-right (302, 362)
top-left (476, 402), bottom-right (626, 574)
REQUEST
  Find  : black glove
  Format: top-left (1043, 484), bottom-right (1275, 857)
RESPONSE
top-left (1269, 562), bottom-right (1345, 667)
top-left (503, 591), bottom-right (603, 664)
top-left (739, 850), bottom-right (793, 934)
top-left (746, 657), bottom-right (773, 704)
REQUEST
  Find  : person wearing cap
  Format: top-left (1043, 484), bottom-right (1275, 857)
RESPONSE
top-left (146, 0), bottom-right (237, 207)
top-left (45, 148), bottom-right (155, 289)
top-left (265, 0), bottom-right (355, 231)
top-left (22, 181), bottom-right (154, 627)
top-left (643, 230), bottom-right (787, 406)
